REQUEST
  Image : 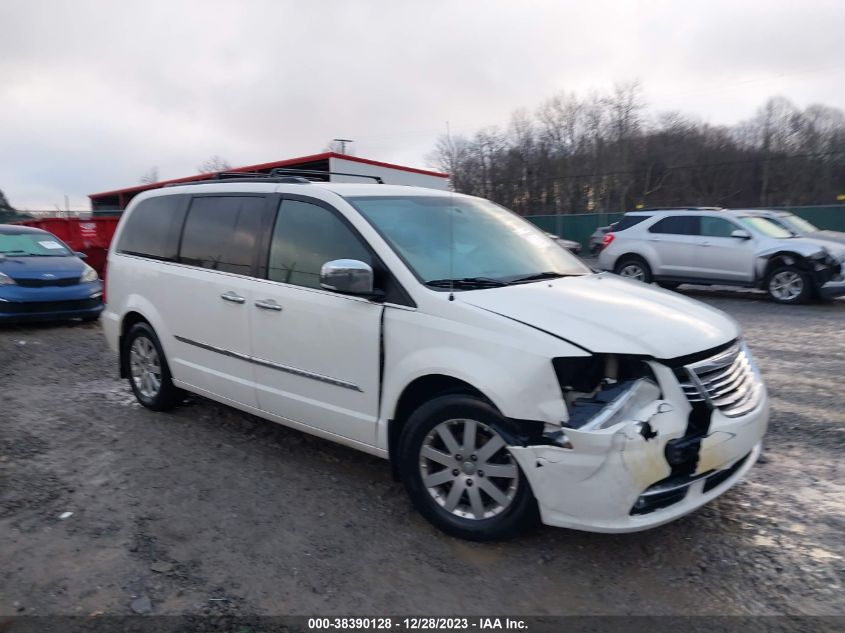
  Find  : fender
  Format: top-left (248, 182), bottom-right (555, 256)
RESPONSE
top-left (117, 294), bottom-right (173, 377)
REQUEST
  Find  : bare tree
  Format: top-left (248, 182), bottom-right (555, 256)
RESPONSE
top-left (0, 188), bottom-right (32, 222)
top-left (140, 167), bottom-right (159, 184)
top-left (0, 188), bottom-right (13, 211)
top-left (197, 155), bottom-right (232, 173)
top-left (428, 85), bottom-right (845, 214)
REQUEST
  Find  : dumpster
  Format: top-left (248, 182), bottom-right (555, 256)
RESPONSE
top-left (16, 217), bottom-right (120, 279)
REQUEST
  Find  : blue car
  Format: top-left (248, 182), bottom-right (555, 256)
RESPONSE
top-left (0, 224), bottom-right (104, 322)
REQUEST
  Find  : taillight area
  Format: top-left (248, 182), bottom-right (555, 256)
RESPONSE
top-left (602, 233), bottom-right (615, 248)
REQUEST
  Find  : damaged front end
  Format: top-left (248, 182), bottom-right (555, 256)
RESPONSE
top-left (806, 249), bottom-right (845, 298)
top-left (509, 342), bottom-right (768, 532)
top-left (757, 247), bottom-right (845, 298)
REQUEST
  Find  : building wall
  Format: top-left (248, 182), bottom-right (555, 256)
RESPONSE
top-left (329, 157), bottom-right (449, 190)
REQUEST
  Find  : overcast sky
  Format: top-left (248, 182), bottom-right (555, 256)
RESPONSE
top-left (2, 0), bottom-right (844, 210)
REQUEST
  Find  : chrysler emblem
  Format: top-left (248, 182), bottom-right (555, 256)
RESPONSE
top-left (42, 273), bottom-right (56, 279)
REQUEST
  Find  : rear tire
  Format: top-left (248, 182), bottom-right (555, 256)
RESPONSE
top-left (125, 322), bottom-right (183, 411)
top-left (766, 265), bottom-right (812, 305)
top-left (614, 256), bottom-right (653, 283)
top-left (657, 281), bottom-right (681, 290)
top-left (398, 395), bottom-right (538, 541)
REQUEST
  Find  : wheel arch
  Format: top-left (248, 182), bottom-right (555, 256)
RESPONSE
top-left (387, 374), bottom-right (491, 480)
top-left (614, 251), bottom-right (652, 271)
top-left (119, 311), bottom-right (151, 378)
top-left (759, 251), bottom-right (812, 282)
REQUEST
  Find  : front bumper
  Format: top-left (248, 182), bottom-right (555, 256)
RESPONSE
top-left (818, 265), bottom-right (845, 298)
top-left (509, 359), bottom-right (769, 533)
top-left (0, 282), bottom-right (104, 322)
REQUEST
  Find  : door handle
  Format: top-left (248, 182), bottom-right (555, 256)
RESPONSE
top-left (220, 291), bottom-right (246, 304)
top-left (255, 299), bottom-right (283, 312)
top-left (648, 238), bottom-right (661, 242)
top-left (700, 242), bottom-right (711, 247)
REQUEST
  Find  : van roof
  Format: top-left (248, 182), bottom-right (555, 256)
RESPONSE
top-left (140, 180), bottom-right (460, 200)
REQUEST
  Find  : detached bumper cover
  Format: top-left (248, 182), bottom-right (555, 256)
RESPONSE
top-left (509, 360), bottom-right (769, 533)
top-left (818, 264), bottom-right (845, 298)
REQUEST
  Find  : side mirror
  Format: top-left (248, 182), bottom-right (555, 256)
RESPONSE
top-left (320, 259), bottom-right (375, 296)
top-left (74, 251), bottom-right (88, 259)
top-left (731, 229), bottom-right (751, 240)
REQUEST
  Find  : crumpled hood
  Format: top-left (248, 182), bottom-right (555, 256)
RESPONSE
top-left (807, 230), bottom-right (845, 249)
top-left (761, 236), bottom-right (845, 262)
top-left (458, 273), bottom-right (739, 359)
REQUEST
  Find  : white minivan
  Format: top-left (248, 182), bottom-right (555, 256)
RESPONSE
top-left (103, 175), bottom-right (769, 540)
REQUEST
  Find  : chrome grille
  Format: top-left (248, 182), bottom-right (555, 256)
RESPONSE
top-left (679, 343), bottom-right (760, 417)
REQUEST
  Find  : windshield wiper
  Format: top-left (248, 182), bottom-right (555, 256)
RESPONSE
top-left (425, 277), bottom-right (510, 289)
top-left (0, 251), bottom-right (35, 257)
top-left (508, 271), bottom-right (567, 284)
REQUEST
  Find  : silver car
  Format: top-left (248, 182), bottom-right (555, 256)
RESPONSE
top-left (597, 208), bottom-right (845, 304)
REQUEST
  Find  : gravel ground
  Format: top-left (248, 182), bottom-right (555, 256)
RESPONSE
top-left (0, 289), bottom-right (843, 618)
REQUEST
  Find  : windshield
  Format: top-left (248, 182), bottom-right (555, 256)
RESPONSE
top-left (779, 214), bottom-right (819, 234)
top-left (737, 217), bottom-right (793, 239)
top-left (347, 195), bottom-right (589, 286)
top-left (0, 232), bottom-right (72, 257)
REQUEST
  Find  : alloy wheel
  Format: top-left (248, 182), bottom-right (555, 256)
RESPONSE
top-left (769, 270), bottom-right (804, 301)
top-left (619, 263), bottom-right (646, 281)
top-left (419, 419), bottom-right (519, 520)
top-left (130, 336), bottom-right (162, 399)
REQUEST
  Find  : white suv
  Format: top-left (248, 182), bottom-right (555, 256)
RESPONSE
top-left (103, 177), bottom-right (768, 539)
top-left (598, 208), bottom-right (845, 304)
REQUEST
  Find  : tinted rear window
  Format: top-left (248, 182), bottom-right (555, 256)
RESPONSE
top-left (614, 215), bottom-right (651, 231)
top-left (648, 216), bottom-right (700, 235)
top-left (179, 196), bottom-right (265, 275)
top-left (117, 195), bottom-right (187, 260)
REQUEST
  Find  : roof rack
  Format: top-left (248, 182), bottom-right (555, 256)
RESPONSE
top-left (163, 172), bottom-right (313, 187)
top-left (161, 167), bottom-right (385, 189)
top-left (213, 171), bottom-right (314, 182)
top-left (269, 168), bottom-right (384, 184)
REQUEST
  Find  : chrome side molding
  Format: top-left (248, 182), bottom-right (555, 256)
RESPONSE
top-left (174, 335), bottom-right (361, 392)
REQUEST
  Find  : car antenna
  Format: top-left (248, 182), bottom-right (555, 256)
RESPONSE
top-left (447, 121), bottom-right (455, 302)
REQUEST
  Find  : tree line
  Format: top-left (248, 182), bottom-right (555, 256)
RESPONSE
top-left (0, 189), bottom-right (32, 223)
top-left (428, 83), bottom-right (845, 215)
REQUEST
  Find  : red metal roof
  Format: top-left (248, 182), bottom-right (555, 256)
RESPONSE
top-left (89, 152), bottom-right (449, 199)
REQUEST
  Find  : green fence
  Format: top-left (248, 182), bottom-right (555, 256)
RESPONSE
top-left (780, 205), bottom-right (845, 232)
top-left (526, 204), bottom-right (845, 251)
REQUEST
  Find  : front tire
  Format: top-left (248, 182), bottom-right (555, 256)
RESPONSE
top-left (766, 265), bottom-right (812, 304)
top-left (398, 395), bottom-right (538, 541)
top-left (614, 256), bottom-right (653, 283)
top-left (125, 322), bottom-right (183, 411)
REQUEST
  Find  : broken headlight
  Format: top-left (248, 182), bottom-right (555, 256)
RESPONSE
top-left (552, 355), bottom-right (660, 431)
top-left (810, 249), bottom-right (838, 270)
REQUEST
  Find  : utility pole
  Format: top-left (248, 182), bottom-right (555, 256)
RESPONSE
top-left (333, 138), bottom-right (354, 155)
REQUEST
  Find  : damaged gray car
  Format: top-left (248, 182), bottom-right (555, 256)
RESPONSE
top-left (597, 208), bottom-right (845, 304)
top-left (756, 209), bottom-right (845, 247)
